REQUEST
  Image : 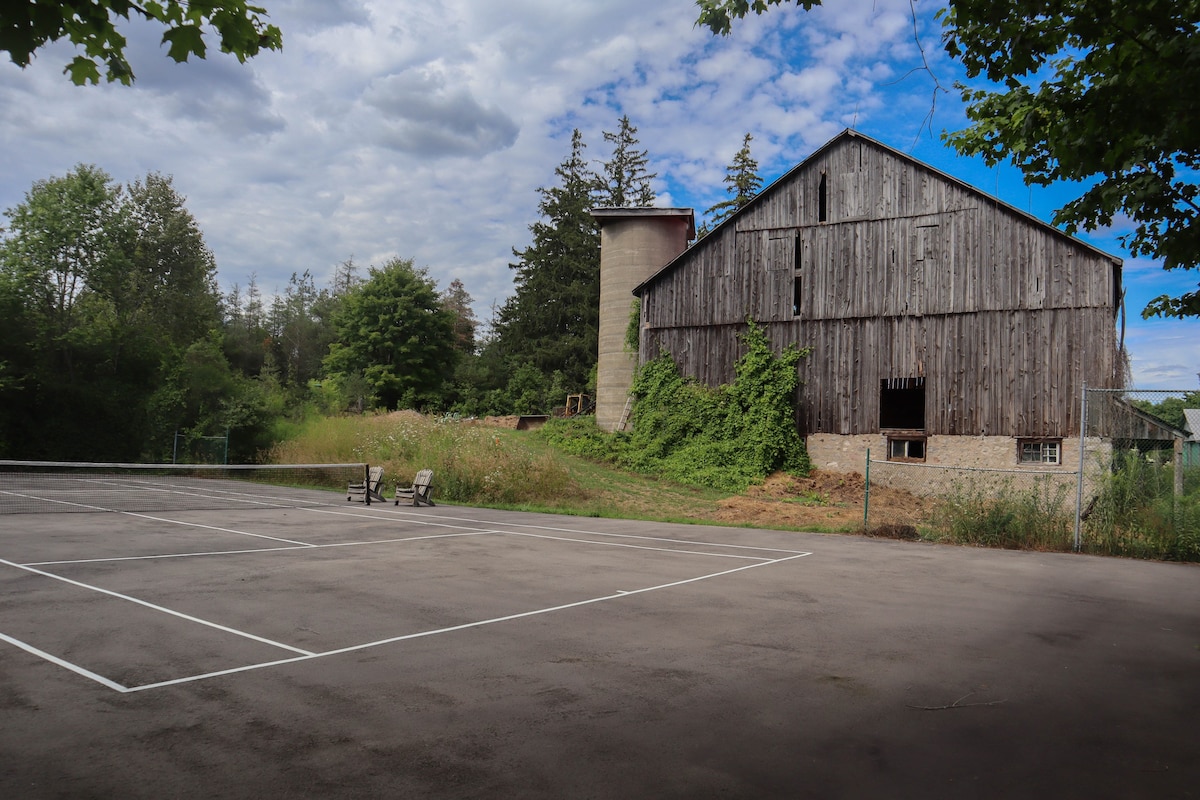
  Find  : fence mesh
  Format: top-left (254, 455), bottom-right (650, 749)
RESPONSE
top-left (861, 388), bottom-right (1200, 561)
top-left (1078, 389), bottom-right (1200, 560)
top-left (864, 460), bottom-right (1078, 549)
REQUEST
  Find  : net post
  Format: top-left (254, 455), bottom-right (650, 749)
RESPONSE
top-left (364, 463), bottom-right (372, 506)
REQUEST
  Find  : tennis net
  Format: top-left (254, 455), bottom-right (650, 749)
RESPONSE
top-left (0, 461), bottom-right (370, 514)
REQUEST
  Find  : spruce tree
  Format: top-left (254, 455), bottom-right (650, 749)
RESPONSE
top-left (705, 133), bottom-right (762, 228)
top-left (599, 115), bottom-right (656, 207)
top-left (495, 129), bottom-right (602, 397)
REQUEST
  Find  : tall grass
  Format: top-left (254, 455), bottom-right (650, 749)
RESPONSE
top-left (268, 412), bottom-right (581, 506)
top-left (929, 476), bottom-right (1075, 551)
top-left (1083, 456), bottom-right (1200, 561)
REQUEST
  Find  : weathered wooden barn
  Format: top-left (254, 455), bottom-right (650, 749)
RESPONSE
top-left (610, 129), bottom-right (1124, 472)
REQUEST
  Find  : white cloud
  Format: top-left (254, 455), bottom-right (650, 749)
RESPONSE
top-left (0, 0), bottom-right (1192, 379)
top-left (361, 69), bottom-right (519, 157)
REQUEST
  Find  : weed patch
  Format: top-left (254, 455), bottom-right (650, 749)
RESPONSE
top-left (544, 320), bottom-right (811, 492)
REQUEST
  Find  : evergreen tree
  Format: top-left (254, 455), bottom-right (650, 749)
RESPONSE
top-left (265, 270), bottom-right (340, 392)
top-left (441, 278), bottom-right (478, 356)
top-left (599, 115), bottom-right (656, 207)
top-left (705, 133), bottom-right (762, 229)
top-left (494, 130), bottom-right (602, 399)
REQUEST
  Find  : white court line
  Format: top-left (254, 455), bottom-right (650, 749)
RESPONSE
top-left (0, 489), bottom-right (315, 546)
top-left (86, 477), bottom-right (318, 510)
top-left (0, 558), bottom-right (313, 656)
top-left (118, 511), bottom-right (314, 546)
top-left (365, 505), bottom-right (812, 556)
top-left (121, 551), bottom-right (813, 693)
top-left (24, 530), bottom-right (502, 567)
top-left (0, 631), bottom-right (129, 692)
top-left (499, 529), bottom-right (775, 561)
top-left (0, 489), bottom-right (131, 513)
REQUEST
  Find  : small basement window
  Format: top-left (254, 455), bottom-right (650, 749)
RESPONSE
top-left (1018, 439), bottom-right (1062, 465)
top-left (887, 436), bottom-right (926, 462)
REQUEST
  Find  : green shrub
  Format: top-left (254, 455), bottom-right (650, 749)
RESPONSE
top-left (543, 320), bottom-right (811, 493)
top-left (1084, 455), bottom-right (1200, 561)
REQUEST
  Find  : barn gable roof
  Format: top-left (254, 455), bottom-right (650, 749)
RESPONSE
top-left (633, 128), bottom-right (1121, 297)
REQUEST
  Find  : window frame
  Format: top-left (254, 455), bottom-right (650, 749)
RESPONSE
top-left (886, 435), bottom-right (927, 463)
top-left (1017, 438), bottom-right (1063, 466)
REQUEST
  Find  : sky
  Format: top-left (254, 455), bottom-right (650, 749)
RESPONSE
top-left (1, 0), bottom-right (1197, 389)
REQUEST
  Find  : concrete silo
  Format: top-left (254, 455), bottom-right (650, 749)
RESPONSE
top-left (591, 208), bottom-right (695, 432)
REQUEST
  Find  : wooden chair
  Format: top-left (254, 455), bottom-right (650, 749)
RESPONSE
top-left (347, 466), bottom-right (386, 503)
top-left (395, 469), bottom-right (435, 506)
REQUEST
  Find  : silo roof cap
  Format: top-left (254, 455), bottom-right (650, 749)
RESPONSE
top-left (590, 207), bottom-right (695, 240)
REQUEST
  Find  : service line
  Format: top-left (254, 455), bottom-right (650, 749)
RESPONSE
top-left (123, 551), bottom-right (813, 693)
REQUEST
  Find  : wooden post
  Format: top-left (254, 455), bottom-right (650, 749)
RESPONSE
top-left (1175, 437), bottom-right (1184, 498)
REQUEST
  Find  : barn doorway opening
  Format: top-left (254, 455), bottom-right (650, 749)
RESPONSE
top-left (880, 377), bottom-right (925, 430)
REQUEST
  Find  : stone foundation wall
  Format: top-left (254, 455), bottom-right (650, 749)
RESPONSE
top-left (806, 433), bottom-right (1108, 474)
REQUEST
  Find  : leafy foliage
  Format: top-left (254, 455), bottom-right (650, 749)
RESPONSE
top-left (441, 278), bottom-right (478, 356)
top-left (488, 119), bottom-right (660, 413)
top-left (1130, 392), bottom-right (1200, 431)
top-left (942, 0), bottom-right (1200, 318)
top-left (695, 0), bottom-right (1200, 318)
top-left (2, 0), bottom-right (283, 84)
top-left (695, 0), bottom-right (822, 35)
top-left (544, 320), bottom-right (811, 491)
top-left (324, 257), bottom-right (458, 412)
top-left (0, 165), bottom-right (225, 459)
top-left (1084, 453), bottom-right (1200, 562)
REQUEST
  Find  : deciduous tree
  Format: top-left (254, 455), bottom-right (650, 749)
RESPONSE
top-left (0, 165), bottom-right (224, 458)
top-left (323, 257), bottom-right (458, 411)
top-left (1, 0), bottom-right (282, 84)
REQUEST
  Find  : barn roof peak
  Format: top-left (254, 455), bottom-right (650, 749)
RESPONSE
top-left (632, 128), bottom-right (1121, 296)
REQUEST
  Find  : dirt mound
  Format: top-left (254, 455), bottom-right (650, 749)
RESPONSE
top-left (481, 415), bottom-right (521, 428)
top-left (714, 470), bottom-right (931, 532)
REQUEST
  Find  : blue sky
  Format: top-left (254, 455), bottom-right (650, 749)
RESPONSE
top-left (1, 0), bottom-right (1196, 388)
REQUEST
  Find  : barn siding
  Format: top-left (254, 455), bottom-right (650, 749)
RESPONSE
top-left (638, 131), bottom-right (1121, 438)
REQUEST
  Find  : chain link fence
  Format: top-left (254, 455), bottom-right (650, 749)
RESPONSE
top-left (1078, 389), bottom-right (1200, 560)
top-left (862, 388), bottom-right (1200, 561)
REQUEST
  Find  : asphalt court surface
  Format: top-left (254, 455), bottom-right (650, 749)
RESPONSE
top-left (1, 493), bottom-right (1199, 799)
top-left (1, 497), bottom-right (810, 693)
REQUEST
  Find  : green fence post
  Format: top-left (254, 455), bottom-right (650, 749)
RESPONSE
top-left (863, 447), bottom-right (870, 532)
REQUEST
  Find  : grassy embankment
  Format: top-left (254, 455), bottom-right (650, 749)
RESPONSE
top-left (268, 412), bottom-right (741, 526)
top-left (268, 412), bottom-right (1200, 561)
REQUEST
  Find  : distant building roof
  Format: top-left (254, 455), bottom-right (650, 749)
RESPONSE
top-left (1183, 408), bottom-right (1200, 441)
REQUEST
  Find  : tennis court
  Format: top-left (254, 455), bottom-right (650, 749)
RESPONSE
top-left (1, 464), bottom-right (1198, 798)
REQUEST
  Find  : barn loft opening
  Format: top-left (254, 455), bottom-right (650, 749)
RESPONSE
top-left (793, 231), bottom-right (802, 317)
top-left (879, 377), bottom-right (925, 430)
top-left (818, 172), bottom-right (828, 222)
